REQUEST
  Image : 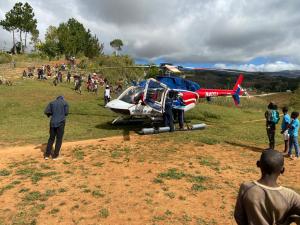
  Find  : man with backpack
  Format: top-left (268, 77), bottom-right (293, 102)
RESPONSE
top-left (265, 102), bottom-right (280, 150)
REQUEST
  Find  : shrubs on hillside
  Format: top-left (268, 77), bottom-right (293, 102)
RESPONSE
top-left (0, 52), bottom-right (12, 64)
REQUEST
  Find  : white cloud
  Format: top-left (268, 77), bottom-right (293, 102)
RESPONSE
top-left (1, 0), bottom-right (300, 71)
top-left (215, 61), bottom-right (300, 72)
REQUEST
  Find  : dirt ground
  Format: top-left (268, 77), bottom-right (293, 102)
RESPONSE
top-left (0, 135), bottom-right (299, 225)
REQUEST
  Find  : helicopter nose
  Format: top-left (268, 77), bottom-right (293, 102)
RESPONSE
top-left (105, 99), bottom-right (132, 115)
top-left (105, 99), bottom-right (120, 109)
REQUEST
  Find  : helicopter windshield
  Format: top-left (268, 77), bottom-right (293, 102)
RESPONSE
top-left (143, 79), bottom-right (168, 113)
top-left (119, 86), bottom-right (144, 104)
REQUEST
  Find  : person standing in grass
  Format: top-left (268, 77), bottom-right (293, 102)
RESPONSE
top-left (104, 85), bottom-right (111, 105)
top-left (265, 102), bottom-right (280, 149)
top-left (234, 149), bottom-right (300, 225)
top-left (67, 71), bottom-right (71, 83)
top-left (288, 111), bottom-right (300, 160)
top-left (44, 96), bottom-right (69, 160)
top-left (281, 106), bottom-right (291, 153)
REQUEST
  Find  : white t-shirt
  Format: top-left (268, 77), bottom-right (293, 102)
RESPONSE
top-left (105, 89), bottom-right (110, 97)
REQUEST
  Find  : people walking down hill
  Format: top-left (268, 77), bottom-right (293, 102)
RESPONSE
top-left (281, 107), bottom-right (291, 153)
top-left (58, 71), bottom-right (63, 83)
top-left (44, 96), bottom-right (69, 160)
top-left (75, 75), bottom-right (83, 94)
top-left (67, 72), bottom-right (71, 83)
top-left (265, 102), bottom-right (280, 149)
top-left (288, 111), bottom-right (300, 160)
top-left (94, 80), bottom-right (98, 96)
top-left (22, 70), bottom-right (27, 78)
top-left (234, 149), bottom-right (300, 225)
top-left (104, 85), bottom-right (111, 105)
top-left (53, 75), bottom-right (59, 86)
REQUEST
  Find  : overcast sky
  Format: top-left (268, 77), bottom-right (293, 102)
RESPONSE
top-left (1, 0), bottom-right (300, 71)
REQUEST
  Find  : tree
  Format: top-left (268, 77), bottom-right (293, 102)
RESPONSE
top-left (0, 6), bottom-right (20, 54)
top-left (40, 18), bottom-right (103, 59)
top-left (21, 2), bottom-right (38, 49)
top-left (39, 26), bottom-right (60, 59)
top-left (30, 28), bottom-right (40, 51)
top-left (0, 2), bottom-right (38, 53)
top-left (56, 18), bottom-right (103, 58)
top-left (57, 18), bottom-right (88, 57)
top-left (38, 40), bottom-right (59, 60)
top-left (84, 30), bottom-right (104, 58)
top-left (11, 2), bottom-right (24, 53)
top-left (110, 39), bottom-right (123, 56)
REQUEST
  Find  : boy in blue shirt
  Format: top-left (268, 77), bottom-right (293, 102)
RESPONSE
top-left (288, 111), bottom-right (300, 160)
top-left (281, 107), bottom-right (291, 153)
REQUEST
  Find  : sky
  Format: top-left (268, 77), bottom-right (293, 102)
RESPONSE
top-left (1, 0), bottom-right (300, 72)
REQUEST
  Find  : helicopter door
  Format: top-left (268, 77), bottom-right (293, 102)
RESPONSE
top-left (143, 78), bottom-right (168, 113)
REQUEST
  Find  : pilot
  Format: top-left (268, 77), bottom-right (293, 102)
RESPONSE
top-left (175, 92), bottom-right (185, 130)
top-left (163, 90), bottom-right (175, 132)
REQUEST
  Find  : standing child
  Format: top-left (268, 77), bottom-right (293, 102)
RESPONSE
top-left (94, 80), bottom-right (98, 96)
top-left (104, 85), bottom-right (111, 105)
top-left (234, 149), bottom-right (300, 225)
top-left (288, 111), bottom-right (300, 160)
top-left (281, 107), bottom-right (290, 153)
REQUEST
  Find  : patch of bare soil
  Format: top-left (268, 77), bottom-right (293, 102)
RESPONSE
top-left (0, 136), bottom-right (299, 225)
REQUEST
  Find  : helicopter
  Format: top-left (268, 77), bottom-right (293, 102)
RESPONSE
top-left (105, 64), bottom-right (244, 124)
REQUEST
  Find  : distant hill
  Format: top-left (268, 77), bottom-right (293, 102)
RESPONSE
top-left (181, 68), bottom-right (300, 92)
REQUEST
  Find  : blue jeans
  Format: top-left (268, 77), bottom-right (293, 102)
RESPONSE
top-left (288, 136), bottom-right (300, 157)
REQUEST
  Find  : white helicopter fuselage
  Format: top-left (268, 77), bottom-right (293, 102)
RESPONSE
top-left (105, 85), bottom-right (163, 120)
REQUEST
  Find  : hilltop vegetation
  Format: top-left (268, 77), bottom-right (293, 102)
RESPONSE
top-left (186, 70), bottom-right (300, 93)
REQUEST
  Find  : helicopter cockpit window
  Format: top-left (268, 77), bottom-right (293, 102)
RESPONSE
top-left (143, 79), bottom-right (168, 112)
top-left (119, 87), bottom-right (144, 104)
top-left (145, 88), bottom-right (164, 103)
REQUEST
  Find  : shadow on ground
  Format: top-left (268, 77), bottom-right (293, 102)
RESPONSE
top-left (34, 143), bottom-right (47, 154)
top-left (225, 141), bottom-right (267, 153)
top-left (95, 122), bottom-right (146, 141)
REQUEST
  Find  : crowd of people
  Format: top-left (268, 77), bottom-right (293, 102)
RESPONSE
top-left (21, 63), bottom-right (123, 105)
top-left (265, 102), bottom-right (299, 160)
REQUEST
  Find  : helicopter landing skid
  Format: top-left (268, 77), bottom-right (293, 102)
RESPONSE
top-left (139, 123), bottom-right (206, 135)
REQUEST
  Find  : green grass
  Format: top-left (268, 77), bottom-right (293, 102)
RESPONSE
top-left (197, 156), bottom-right (221, 172)
top-left (16, 167), bottom-right (58, 184)
top-left (0, 78), bottom-right (292, 148)
top-left (73, 147), bottom-right (85, 160)
top-left (99, 208), bottom-right (109, 218)
top-left (158, 168), bottom-right (185, 180)
top-left (0, 79), bottom-right (124, 145)
top-left (0, 169), bottom-right (11, 176)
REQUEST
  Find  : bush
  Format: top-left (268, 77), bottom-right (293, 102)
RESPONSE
top-left (0, 52), bottom-right (12, 64)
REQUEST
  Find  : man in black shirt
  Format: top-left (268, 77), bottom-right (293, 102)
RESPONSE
top-left (44, 96), bottom-right (69, 160)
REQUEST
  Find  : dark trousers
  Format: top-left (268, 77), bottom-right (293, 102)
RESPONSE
top-left (163, 109), bottom-right (174, 132)
top-left (45, 123), bottom-right (65, 158)
top-left (267, 128), bottom-right (275, 149)
top-left (178, 110), bottom-right (184, 129)
top-left (104, 96), bottom-right (110, 105)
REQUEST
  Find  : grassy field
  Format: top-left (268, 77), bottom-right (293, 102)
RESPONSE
top-left (0, 79), bottom-right (123, 145)
top-left (1, 78), bottom-right (300, 225)
top-left (0, 78), bottom-right (292, 149)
